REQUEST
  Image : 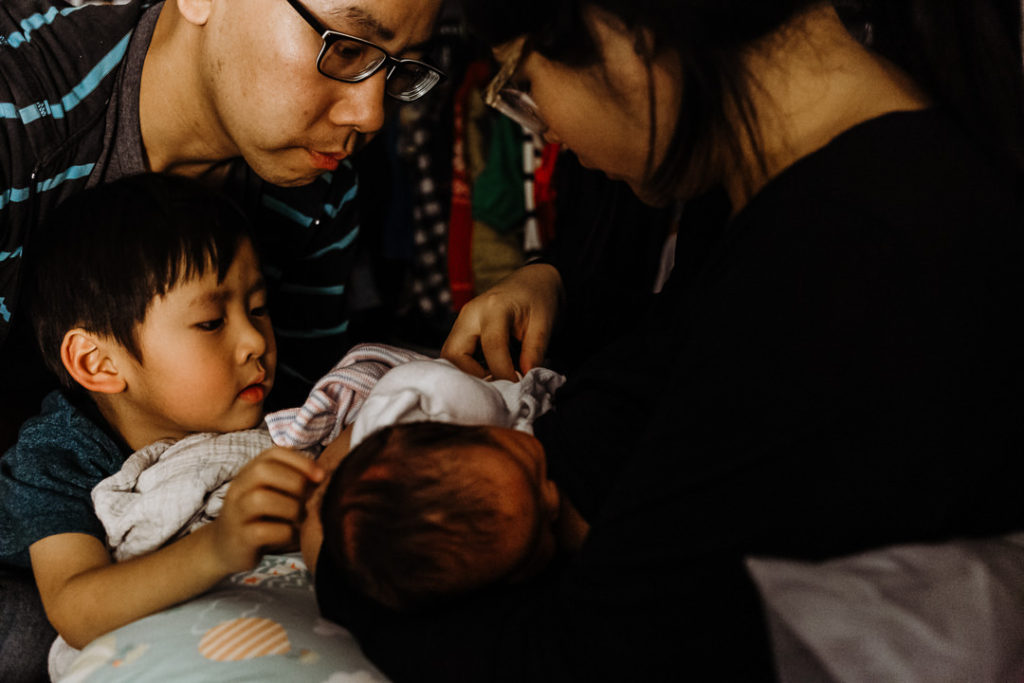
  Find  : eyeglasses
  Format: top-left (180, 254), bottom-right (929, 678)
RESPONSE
top-left (484, 40), bottom-right (548, 136)
top-left (285, 0), bottom-right (446, 102)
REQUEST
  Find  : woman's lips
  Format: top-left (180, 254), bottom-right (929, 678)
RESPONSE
top-left (309, 149), bottom-right (347, 171)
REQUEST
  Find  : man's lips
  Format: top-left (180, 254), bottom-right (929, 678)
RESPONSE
top-left (309, 149), bottom-right (348, 171)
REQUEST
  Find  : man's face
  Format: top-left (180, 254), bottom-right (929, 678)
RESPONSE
top-left (198, 0), bottom-right (442, 187)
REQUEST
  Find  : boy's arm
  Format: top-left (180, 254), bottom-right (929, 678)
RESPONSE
top-left (30, 447), bottom-right (323, 649)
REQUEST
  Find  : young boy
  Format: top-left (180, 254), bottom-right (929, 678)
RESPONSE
top-left (0, 173), bottom-right (324, 650)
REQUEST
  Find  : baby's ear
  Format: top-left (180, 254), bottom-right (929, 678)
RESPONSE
top-left (61, 329), bottom-right (127, 394)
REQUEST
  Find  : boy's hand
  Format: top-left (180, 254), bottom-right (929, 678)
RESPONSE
top-left (211, 447), bottom-right (325, 574)
top-left (30, 448), bottom-right (324, 648)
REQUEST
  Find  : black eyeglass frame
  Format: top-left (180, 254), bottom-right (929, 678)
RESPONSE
top-left (285, 0), bottom-right (446, 102)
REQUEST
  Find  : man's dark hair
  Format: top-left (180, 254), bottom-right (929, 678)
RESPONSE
top-left (27, 172), bottom-right (251, 388)
top-left (318, 422), bottom-right (529, 611)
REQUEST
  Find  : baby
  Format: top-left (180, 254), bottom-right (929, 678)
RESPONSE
top-left (292, 358), bottom-right (590, 613)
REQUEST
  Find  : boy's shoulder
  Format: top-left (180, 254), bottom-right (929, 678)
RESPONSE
top-left (0, 390), bottom-right (128, 565)
top-left (3, 390), bottom-right (126, 486)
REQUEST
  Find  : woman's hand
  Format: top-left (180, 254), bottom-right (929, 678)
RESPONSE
top-left (441, 263), bottom-right (564, 380)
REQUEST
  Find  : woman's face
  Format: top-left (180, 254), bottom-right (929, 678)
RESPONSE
top-left (498, 11), bottom-right (681, 203)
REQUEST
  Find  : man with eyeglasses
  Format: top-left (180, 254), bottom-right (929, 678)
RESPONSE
top-left (0, 0), bottom-right (443, 678)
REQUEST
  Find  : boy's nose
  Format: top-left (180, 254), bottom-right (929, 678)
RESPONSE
top-left (327, 70), bottom-right (387, 135)
top-left (238, 319), bottom-right (268, 363)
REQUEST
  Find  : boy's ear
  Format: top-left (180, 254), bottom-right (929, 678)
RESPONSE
top-left (61, 329), bottom-right (127, 395)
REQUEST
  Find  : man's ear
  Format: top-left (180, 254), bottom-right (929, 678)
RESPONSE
top-left (61, 329), bottom-right (127, 395)
top-left (175, 0), bottom-right (212, 27)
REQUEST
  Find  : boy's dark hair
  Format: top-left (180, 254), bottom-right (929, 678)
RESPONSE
top-left (317, 422), bottom-right (524, 611)
top-left (27, 172), bottom-right (251, 388)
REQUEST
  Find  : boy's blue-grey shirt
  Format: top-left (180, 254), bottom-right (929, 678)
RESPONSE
top-left (1, 0), bottom-right (363, 404)
top-left (0, 391), bottom-right (129, 568)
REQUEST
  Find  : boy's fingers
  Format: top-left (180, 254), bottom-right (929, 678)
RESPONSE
top-left (235, 488), bottom-right (304, 524)
top-left (239, 449), bottom-right (324, 494)
top-left (260, 447), bottom-right (326, 483)
top-left (239, 519), bottom-right (297, 553)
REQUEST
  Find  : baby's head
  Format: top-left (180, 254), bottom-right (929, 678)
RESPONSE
top-left (309, 421), bottom-right (561, 611)
top-left (29, 172), bottom-right (275, 447)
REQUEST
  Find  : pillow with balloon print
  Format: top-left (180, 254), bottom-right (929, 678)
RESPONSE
top-left (58, 554), bottom-right (387, 683)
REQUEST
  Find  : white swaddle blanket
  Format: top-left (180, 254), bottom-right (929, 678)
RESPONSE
top-left (349, 358), bottom-right (566, 447)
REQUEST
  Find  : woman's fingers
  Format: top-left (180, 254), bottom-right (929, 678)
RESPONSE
top-left (479, 321), bottom-right (518, 380)
top-left (441, 315), bottom-right (489, 377)
top-left (442, 263), bottom-right (564, 379)
top-left (518, 314), bottom-right (554, 374)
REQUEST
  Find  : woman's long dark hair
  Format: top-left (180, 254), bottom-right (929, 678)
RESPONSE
top-left (460, 0), bottom-right (1024, 201)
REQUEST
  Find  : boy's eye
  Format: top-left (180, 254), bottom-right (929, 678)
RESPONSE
top-left (195, 318), bottom-right (224, 332)
top-left (250, 305), bottom-right (269, 318)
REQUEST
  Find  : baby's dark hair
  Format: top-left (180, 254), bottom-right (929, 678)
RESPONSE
top-left (27, 173), bottom-right (251, 388)
top-left (318, 422), bottom-right (520, 611)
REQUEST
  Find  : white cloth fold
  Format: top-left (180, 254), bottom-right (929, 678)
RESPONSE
top-left (350, 359), bottom-right (566, 447)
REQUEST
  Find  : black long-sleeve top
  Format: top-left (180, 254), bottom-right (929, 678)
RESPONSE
top-left (328, 109), bottom-right (1024, 681)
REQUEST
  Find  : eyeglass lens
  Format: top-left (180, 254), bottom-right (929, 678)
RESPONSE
top-left (385, 62), bottom-right (442, 101)
top-left (494, 89), bottom-right (547, 136)
top-left (319, 37), bottom-right (441, 102)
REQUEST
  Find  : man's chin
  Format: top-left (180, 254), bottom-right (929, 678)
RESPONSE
top-left (247, 155), bottom-right (326, 188)
top-left (261, 171), bottom-right (322, 188)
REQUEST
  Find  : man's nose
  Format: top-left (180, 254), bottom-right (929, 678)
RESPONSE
top-left (328, 69), bottom-right (387, 134)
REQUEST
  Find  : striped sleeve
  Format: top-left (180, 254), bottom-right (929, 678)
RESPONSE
top-left (1, 0), bottom-right (142, 345)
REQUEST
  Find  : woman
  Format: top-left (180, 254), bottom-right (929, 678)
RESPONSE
top-left (330, 1), bottom-right (1024, 679)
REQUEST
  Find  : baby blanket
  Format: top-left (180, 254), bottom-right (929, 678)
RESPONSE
top-left (265, 342), bottom-right (429, 452)
top-left (92, 428), bottom-right (275, 562)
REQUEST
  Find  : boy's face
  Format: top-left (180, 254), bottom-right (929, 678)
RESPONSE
top-left (117, 239), bottom-right (276, 447)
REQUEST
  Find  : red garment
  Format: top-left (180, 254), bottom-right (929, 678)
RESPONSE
top-left (533, 143), bottom-right (560, 247)
top-left (448, 61), bottom-right (493, 310)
